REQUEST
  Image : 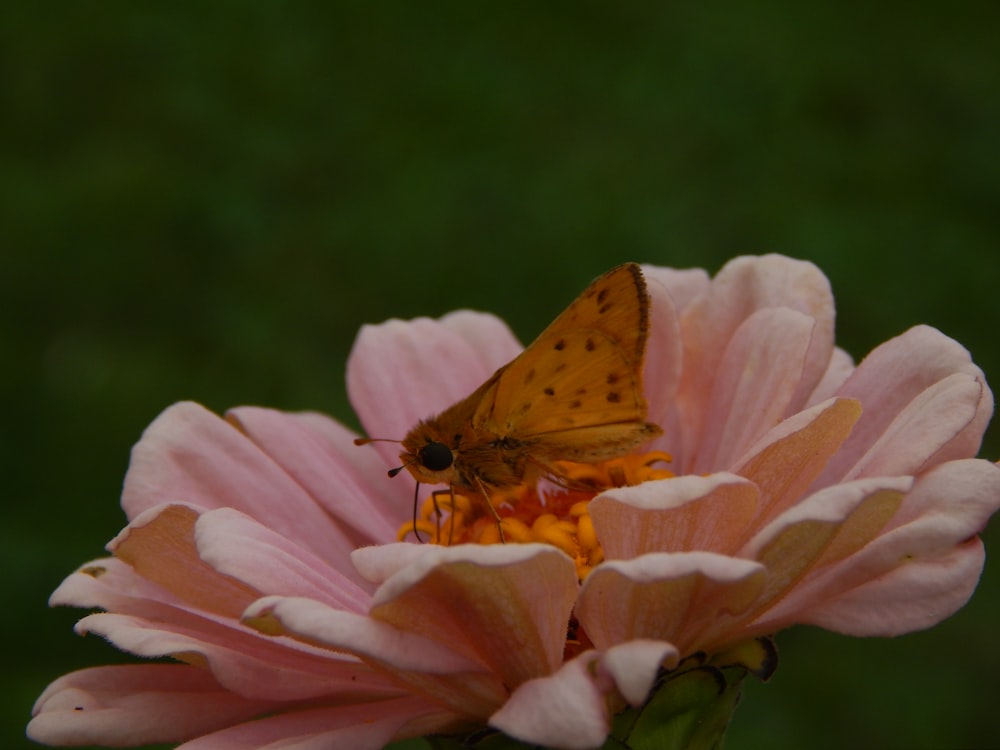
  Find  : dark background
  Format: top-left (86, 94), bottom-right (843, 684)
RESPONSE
top-left (4, 3), bottom-right (998, 749)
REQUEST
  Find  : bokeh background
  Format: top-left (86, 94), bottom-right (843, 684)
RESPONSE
top-left (4, 3), bottom-right (999, 749)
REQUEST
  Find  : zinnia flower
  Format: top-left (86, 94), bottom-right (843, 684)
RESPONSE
top-left (29, 255), bottom-right (1000, 749)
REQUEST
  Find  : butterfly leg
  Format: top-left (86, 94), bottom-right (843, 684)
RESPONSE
top-left (472, 475), bottom-right (506, 543)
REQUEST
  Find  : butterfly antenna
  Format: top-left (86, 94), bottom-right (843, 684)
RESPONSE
top-left (354, 436), bottom-right (412, 479)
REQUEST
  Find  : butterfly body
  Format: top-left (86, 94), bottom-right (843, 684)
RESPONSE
top-left (397, 263), bottom-right (663, 497)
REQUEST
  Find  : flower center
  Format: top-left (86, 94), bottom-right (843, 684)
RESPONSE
top-left (398, 451), bottom-right (673, 581)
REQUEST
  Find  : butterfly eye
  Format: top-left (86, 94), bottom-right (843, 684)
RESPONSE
top-left (419, 441), bottom-right (454, 472)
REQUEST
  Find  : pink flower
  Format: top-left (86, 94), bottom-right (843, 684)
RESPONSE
top-left (30, 255), bottom-right (1000, 749)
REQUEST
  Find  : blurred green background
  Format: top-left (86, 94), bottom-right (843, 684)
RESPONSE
top-left (4, 3), bottom-right (999, 749)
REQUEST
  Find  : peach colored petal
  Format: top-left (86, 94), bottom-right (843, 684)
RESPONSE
top-left (740, 477), bottom-right (912, 632)
top-left (176, 697), bottom-right (456, 750)
top-left (346, 312), bottom-right (520, 466)
top-left (734, 397), bottom-right (863, 528)
top-left (575, 553), bottom-right (767, 653)
top-left (694, 307), bottom-right (816, 473)
top-left (28, 665), bottom-right (281, 747)
top-left (816, 325), bottom-right (991, 486)
top-left (193, 507), bottom-right (371, 611)
top-left (109, 504), bottom-right (261, 619)
top-left (489, 651), bottom-right (611, 750)
top-left (121, 403), bottom-right (355, 568)
top-left (368, 544), bottom-right (579, 687)
top-left (225, 407), bottom-right (399, 546)
top-left (589, 473), bottom-right (760, 558)
top-left (243, 595), bottom-right (508, 718)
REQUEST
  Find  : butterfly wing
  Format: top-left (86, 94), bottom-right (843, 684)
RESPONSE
top-left (474, 263), bottom-right (661, 459)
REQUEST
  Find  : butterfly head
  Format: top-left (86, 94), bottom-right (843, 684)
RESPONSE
top-left (398, 423), bottom-right (463, 485)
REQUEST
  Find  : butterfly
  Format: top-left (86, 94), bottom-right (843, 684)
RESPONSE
top-left (358, 262), bottom-right (663, 535)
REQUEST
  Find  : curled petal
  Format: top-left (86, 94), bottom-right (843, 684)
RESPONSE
top-left (590, 473), bottom-right (760, 558)
top-left (741, 476), bottom-right (912, 632)
top-left (491, 640), bottom-right (680, 748)
top-left (575, 552), bottom-right (766, 653)
top-left (817, 325), bottom-right (992, 485)
top-left (600, 639), bottom-right (680, 706)
top-left (368, 543), bottom-right (579, 686)
top-left (489, 651), bottom-right (611, 750)
top-left (844, 373), bottom-right (989, 481)
top-left (762, 459), bottom-right (1000, 635)
top-left (109, 504), bottom-right (261, 619)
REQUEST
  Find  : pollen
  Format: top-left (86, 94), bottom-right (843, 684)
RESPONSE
top-left (397, 450), bottom-right (674, 581)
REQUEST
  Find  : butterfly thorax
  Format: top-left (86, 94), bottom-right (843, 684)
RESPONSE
top-left (400, 414), bottom-right (536, 492)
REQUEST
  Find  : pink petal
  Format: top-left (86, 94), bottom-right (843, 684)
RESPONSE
top-left (641, 268), bottom-right (685, 457)
top-left (75, 610), bottom-right (397, 702)
top-left (844, 373), bottom-right (988, 481)
top-left (49, 556), bottom-right (170, 611)
top-left (368, 544), bottom-right (579, 687)
top-left (694, 307), bottom-right (816, 473)
top-left (176, 696), bottom-right (457, 750)
top-left (589, 473), bottom-right (760, 558)
top-left (815, 325), bottom-right (992, 486)
top-left (675, 255), bottom-right (835, 465)
top-left (762, 459), bottom-right (1000, 635)
top-left (489, 651), bottom-right (611, 750)
top-left (575, 552), bottom-right (767, 654)
top-left (641, 265), bottom-right (711, 315)
top-left (193, 507), bottom-right (372, 611)
top-left (346, 312), bottom-right (520, 466)
top-left (51, 555), bottom-right (402, 702)
top-left (121, 403), bottom-right (352, 566)
top-left (226, 407), bottom-right (400, 547)
top-left (806, 347), bottom-right (855, 406)
top-left (28, 665), bottom-right (281, 747)
top-left (243, 595), bottom-right (508, 718)
top-left (794, 539), bottom-right (985, 636)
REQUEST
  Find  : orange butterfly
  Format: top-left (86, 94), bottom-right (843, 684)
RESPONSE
top-left (359, 263), bottom-right (663, 534)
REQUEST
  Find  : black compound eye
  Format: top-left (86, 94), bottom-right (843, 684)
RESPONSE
top-left (419, 441), bottom-right (454, 472)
